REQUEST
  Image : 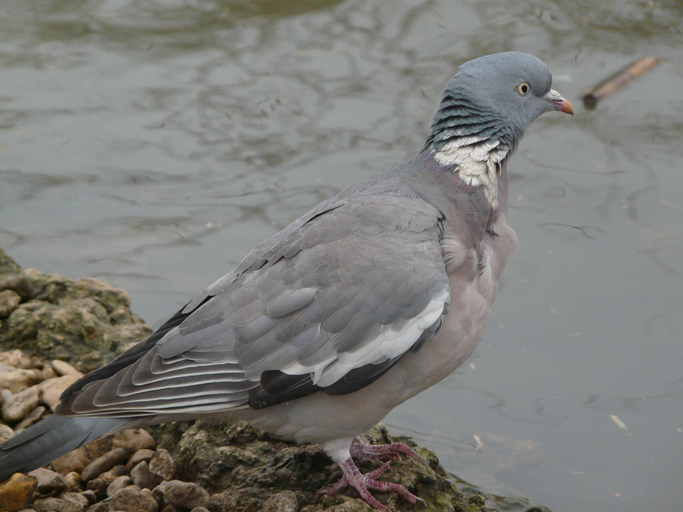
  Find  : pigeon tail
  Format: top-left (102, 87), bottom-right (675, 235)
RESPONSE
top-left (0, 415), bottom-right (129, 480)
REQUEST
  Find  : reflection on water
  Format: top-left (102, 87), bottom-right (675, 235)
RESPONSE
top-left (1, 1), bottom-right (682, 511)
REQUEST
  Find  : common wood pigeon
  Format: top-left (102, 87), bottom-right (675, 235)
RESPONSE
top-left (0, 51), bottom-right (573, 510)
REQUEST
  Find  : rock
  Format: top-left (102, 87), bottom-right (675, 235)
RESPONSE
top-left (50, 360), bottom-right (83, 377)
top-left (80, 490), bottom-right (97, 504)
top-left (38, 375), bottom-right (81, 411)
top-left (107, 476), bottom-right (132, 498)
top-left (262, 491), bottom-right (299, 512)
top-left (28, 467), bottom-right (67, 497)
top-left (81, 448), bottom-right (131, 482)
top-left (64, 472), bottom-right (82, 491)
top-left (112, 429), bottom-right (155, 452)
top-left (0, 473), bottom-right (38, 512)
top-left (15, 405), bottom-right (46, 430)
top-left (63, 492), bottom-right (90, 509)
top-left (0, 290), bottom-right (21, 318)
top-left (110, 486), bottom-right (159, 512)
top-left (0, 350), bottom-right (33, 369)
top-left (0, 423), bottom-right (14, 443)
top-left (148, 449), bottom-right (175, 482)
top-left (153, 481), bottom-right (209, 509)
top-left (33, 496), bottom-right (85, 512)
top-left (130, 462), bottom-right (160, 490)
top-left (126, 449), bottom-right (155, 470)
top-left (190, 508), bottom-right (209, 512)
top-left (0, 267), bottom-right (151, 371)
top-left (0, 249), bottom-right (21, 275)
top-left (40, 365), bottom-right (57, 380)
top-left (0, 369), bottom-right (41, 393)
top-left (52, 447), bottom-right (92, 475)
top-left (2, 385), bottom-right (40, 423)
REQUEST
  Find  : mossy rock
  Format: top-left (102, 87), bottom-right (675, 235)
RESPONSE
top-left (0, 250), bottom-right (151, 371)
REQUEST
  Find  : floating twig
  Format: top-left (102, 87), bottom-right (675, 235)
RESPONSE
top-left (582, 57), bottom-right (663, 110)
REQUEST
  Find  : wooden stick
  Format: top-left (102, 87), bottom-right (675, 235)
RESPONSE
top-left (582, 57), bottom-right (663, 110)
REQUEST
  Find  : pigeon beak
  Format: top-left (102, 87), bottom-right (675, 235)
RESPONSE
top-left (544, 89), bottom-right (574, 115)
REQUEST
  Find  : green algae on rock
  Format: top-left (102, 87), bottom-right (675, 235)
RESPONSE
top-left (0, 250), bottom-right (150, 372)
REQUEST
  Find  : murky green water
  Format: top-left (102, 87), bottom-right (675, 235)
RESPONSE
top-left (2, 1), bottom-right (683, 510)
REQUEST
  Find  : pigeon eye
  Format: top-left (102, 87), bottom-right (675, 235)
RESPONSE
top-left (516, 82), bottom-right (530, 96)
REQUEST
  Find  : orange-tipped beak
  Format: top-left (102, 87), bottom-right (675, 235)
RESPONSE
top-left (544, 89), bottom-right (574, 115)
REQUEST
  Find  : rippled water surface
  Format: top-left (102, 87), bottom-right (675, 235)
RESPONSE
top-left (2, 1), bottom-right (683, 510)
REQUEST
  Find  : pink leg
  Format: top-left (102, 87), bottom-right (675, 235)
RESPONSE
top-left (323, 457), bottom-right (423, 511)
top-left (350, 438), bottom-right (424, 463)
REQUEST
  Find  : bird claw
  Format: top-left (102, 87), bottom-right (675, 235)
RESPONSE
top-left (323, 450), bottom-right (422, 511)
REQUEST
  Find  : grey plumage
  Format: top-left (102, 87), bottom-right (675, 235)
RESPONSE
top-left (0, 52), bottom-right (572, 507)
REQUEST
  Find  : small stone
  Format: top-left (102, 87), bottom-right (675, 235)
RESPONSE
top-left (107, 475), bottom-right (132, 498)
top-left (62, 491), bottom-right (89, 509)
top-left (153, 481), bottom-right (209, 509)
top-left (190, 508), bottom-right (209, 512)
top-left (112, 429), bottom-right (155, 452)
top-left (0, 369), bottom-right (41, 393)
top-left (50, 360), bottom-right (83, 377)
top-left (126, 449), bottom-right (155, 470)
top-left (33, 496), bottom-right (84, 512)
top-left (28, 468), bottom-right (67, 497)
top-left (207, 491), bottom-right (238, 512)
top-left (80, 490), bottom-right (97, 504)
top-left (64, 472), bottom-right (81, 491)
top-left (16, 405), bottom-right (46, 430)
top-left (262, 491), bottom-right (299, 512)
top-left (130, 461), bottom-right (160, 490)
top-left (0, 422), bottom-right (14, 442)
top-left (160, 506), bottom-right (175, 512)
top-left (52, 447), bottom-right (91, 475)
top-left (3, 386), bottom-right (39, 423)
top-left (38, 375), bottom-right (80, 411)
top-left (0, 473), bottom-right (37, 512)
top-left (110, 486), bottom-right (159, 512)
top-left (40, 366), bottom-right (57, 380)
top-left (148, 449), bottom-right (174, 481)
top-left (0, 350), bottom-right (32, 369)
top-left (81, 448), bottom-right (130, 482)
top-left (0, 290), bottom-right (21, 317)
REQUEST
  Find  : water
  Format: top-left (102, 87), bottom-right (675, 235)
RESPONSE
top-left (2, 1), bottom-right (683, 510)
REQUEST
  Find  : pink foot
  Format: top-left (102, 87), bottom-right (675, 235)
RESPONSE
top-left (350, 438), bottom-right (424, 463)
top-left (322, 456), bottom-right (424, 511)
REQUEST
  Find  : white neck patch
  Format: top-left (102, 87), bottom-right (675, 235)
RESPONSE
top-left (433, 138), bottom-right (509, 209)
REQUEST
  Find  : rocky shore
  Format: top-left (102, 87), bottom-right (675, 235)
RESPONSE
top-left (0, 249), bottom-right (547, 512)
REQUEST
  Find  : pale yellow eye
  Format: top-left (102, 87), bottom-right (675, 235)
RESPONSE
top-left (516, 82), bottom-right (530, 95)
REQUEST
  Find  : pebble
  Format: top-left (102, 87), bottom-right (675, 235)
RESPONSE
top-left (0, 422), bottom-right (14, 442)
top-left (148, 449), bottom-right (175, 482)
top-left (112, 429), bottom-right (155, 452)
top-left (0, 350), bottom-right (33, 369)
top-left (0, 473), bottom-right (38, 512)
top-left (81, 448), bottom-right (131, 482)
top-left (52, 447), bottom-right (91, 475)
top-left (28, 467), bottom-right (67, 497)
top-left (262, 490), bottom-right (299, 512)
top-left (33, 496), bottom-right (85, 512)
top-left (50, 360), bottom-right (83, 377)
top-left (2, 385), bottom-right (40, 423)
top-left (38, 375), bottom-right (81, 411)
top-left (0, 369), bottom-right (41, 393)
top-left (16, 405), bottom-right (46, 430)
top-left (153, 480), bottom-right (209, 509)
top-left (0, 289), bottom-right (21, 317)
top-left (107, 475), bottom-right (132, 498)
top-left (130, 461), bottom-right (161, 490)
top-left (110, 486), bottom-right (159, 512)
top-left (126, 448), bottom-right (155, 470)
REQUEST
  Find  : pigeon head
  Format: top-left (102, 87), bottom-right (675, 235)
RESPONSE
top-left (428, 52), bottom-right (573, 151)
